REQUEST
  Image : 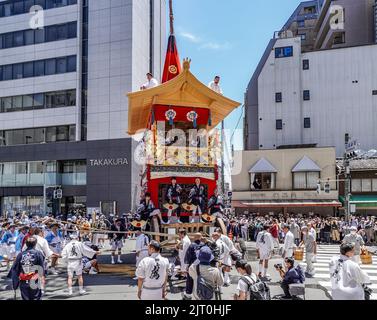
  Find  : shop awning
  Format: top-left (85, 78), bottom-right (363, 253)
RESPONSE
top-left (249, 158), bottom-right (277, 173)
top-left (339, 195), bottom-right (377, 208)
top-left (232, 200), bottom-right (342, 209)
top-left (292, 156), bottom-right (321, 172)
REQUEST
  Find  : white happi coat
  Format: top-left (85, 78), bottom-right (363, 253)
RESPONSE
top-left (135, 233), bottom-right (150, 267)
top-left (136, 253), bottom-right (169, 300)
top-left (61, 240), bottom-right (96, 275)
top-left (283, 231), bottom-right (295, 258)
top-left (256, 230), bottom-right (274, 260)
top-left (216, 238), bottom-right (231, 267)
top-left (179, 235), bottom-right (191, 272)
top-left (330, 255), bottom-right (370, 300)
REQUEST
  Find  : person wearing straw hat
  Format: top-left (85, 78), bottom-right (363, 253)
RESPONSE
top-left (299, 226), bottom-right (317, 278)
top-left (61, 232), bottom-right (99, 296)
top-left (136, 240), bottom-right (169, 300)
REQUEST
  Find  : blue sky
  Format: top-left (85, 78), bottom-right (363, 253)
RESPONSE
top-left (171, 0), bottom-right (304, 151)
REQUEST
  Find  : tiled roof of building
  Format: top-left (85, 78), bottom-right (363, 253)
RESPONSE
top-left (336, 158), bottom-right (377, 170)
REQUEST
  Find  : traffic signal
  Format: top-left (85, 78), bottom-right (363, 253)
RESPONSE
top-left (54, 188), bottom-right (63, 199)
top-left (324, 182), bottom-right (331, 194)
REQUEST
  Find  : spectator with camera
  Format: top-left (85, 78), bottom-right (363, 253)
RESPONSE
top-left (275, 257), bottom-right (305, 299)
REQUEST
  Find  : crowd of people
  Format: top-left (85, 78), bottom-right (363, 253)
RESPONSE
top-left (0, 209), bottom-right (375, 301)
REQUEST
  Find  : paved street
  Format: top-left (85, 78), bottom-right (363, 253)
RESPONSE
top-left (0, 240), bottom-right (348, 301)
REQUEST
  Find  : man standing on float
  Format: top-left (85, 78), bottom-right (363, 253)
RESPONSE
top-left (188, 178), bottom-right (206, 223)
top-left (165, 177), bottom-right (182, 223)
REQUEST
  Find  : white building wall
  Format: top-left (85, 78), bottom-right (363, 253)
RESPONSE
top-left (258, 37), bottom-right (377, 156)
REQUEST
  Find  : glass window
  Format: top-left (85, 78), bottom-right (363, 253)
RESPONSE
top-left (45, 91), bottom-right (54, 108)
top-left (34, 60), bottom-right (45, 76)
top-left (293, 172), bottom-right (319, 189)
top-left (13, 1), bottom-right (25, 15)
top-left (2, 163), bottom-right (16, 186)
top-left (0, 35), bottom-right (3, 49)
top-left (69, 0), bottom-right (78, 4)
top-left (56, 57), bottom-right (67, 73)
top-left (69, 125), bottom-right (75, 141)
top-left (35, 0), bottom-right (46, 9)
top-left (251, 173), bottom-right (276, 190)
top-left (372, 179), bottom-right (377, 192)
top-left (13, 63), bottom-right (23, 79)
top-left (67, 90), bottom-right (76, 106)
top-left (24, 29), bottom-right (34, 45)
top-left (303, 90), bottom-right (311, 101)
top-left (299, 33), bottom-right (306, 41)
top-left (46, 127), bottom-right (57, 142)
top-left (34, 28), bottom-right (45, 43)
top-left (276, 120), bottom-right (283, 130)
top-left (8, 129), bottom-right (24, 146)
top-left (33, 128), bottom-right (45, 143)
top-left (24, 128), bottom-right (34, 144)
top-left (46, 25), bottom-right (57, 42)
top-left (12, 96), bottom-right (23, 111)
top-left (303, 59), bottom-right (310, 70)
top-left (56, 126), bottom-right (69, 141)
top-left (57, 24), bottom-right (67, 40)
top-left (46, 0), bottom-right (57, 9)
top-left (362, 179), bottom-right (372, 192)
top-left (3, 4), bottom-right (13, 17)
top-left (25, 0), bottom-right (35, 12)
top-left (29, 162), bottom-right (44, 174)
top-left (23, 62), bottom-right (34, 78)
top-left (275, 92), bottom-right (282, 103)
top-left (68, 22), bottom-right (77, 38)
top-left (3, 65), bottom-right (13, 80)
top-left (352, 179), bottom-right (362, 192)
top-left (304, 117), bottom-right (311, 128)
top-left (45, 59), bottom-right (56, 75)
top-left (55, 91), bottom-right (66, 107)
top-left (67, 56), bottom-right (76, 72)
top-left (33, 93), bottom-right (44, 108)
top-left (3, 97), bottom-right (12, 112)
top-left (23, 95), bottom-right (34, 110)
top-left (3, 33), bottom-right (13, 48)
top-left (13, 31), bottom-right (24, 47)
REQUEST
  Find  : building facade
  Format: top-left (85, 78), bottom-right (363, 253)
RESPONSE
top-left (0, 0), bottom-right (166, 217)
top-left (231, 147), bottom-right (340, 216)
top-left (245, 0), bottom-right (377, 157)
top-left (338, 158), bottom-right (377, 216)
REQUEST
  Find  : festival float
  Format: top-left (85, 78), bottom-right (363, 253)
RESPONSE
top-left (126, 1), bottom-right (240, 243)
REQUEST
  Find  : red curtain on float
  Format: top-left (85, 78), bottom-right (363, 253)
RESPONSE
top-left (162, 35), bottom-right (182, 83)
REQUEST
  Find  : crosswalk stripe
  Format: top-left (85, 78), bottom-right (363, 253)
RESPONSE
top-left (319, 281), bottom-right (377, 290)
top-left (314, 274), bottom-right (377, 281)
top-left (327, 291), bottom-right (377, 300)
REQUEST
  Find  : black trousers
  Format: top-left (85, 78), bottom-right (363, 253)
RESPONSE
top-left (281, 281), bottom-right (291, 298)
top-left (20, 281), bottom-right (42, 300)
top-left (185, 274), bottom-right (194, 295)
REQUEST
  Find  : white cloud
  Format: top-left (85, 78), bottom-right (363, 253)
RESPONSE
top-left (179, 31), bottom-right (201, 43)
top-left (199, 41), bottom-right (232, 51)
top-left (177, 28), bottom-right (231, 51)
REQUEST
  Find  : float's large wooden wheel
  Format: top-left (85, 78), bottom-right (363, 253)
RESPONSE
top-left (151, 216), bottom-right (160, 242)
top-left (216, 217), bottom-right (227, 235)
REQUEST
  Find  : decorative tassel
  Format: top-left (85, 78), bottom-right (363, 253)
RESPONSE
top-left (169, 116), bottom-right (174, 126)
top-left (151, 108), bottom-right (155, 124)
top-left (208, 110), bottom-right (212, 126)
top-left (193, 116), bottom-right (197, 128)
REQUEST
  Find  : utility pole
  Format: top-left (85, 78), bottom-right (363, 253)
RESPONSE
top-left (344, 133), bottom-right (351, 227)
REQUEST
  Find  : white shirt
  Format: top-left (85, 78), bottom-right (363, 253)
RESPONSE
top-left (283, 231), bottom-right (295, 251)
top-left (35, 235), bottom-right (53, 258)
top-left (208, 81), bottom-right (223, 95)
top-left (330, 255), bottom-right (370, 300)
top-left (215, 238), bottom-right (231, 266)
top-left (135, 234), bottom-right (150, 253)
top-left (256, 231), bottom-right (274, 253)
top-left (142, 78), bottom-right (159, 90)
top-left (179, 235), bottom-right (191, 268)
top-left (61, 240), bottom-right (96, 261)
top-left (237, 274), bottom-right (258, 299)
top-left (136, 253), bottom-right (169, 289)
